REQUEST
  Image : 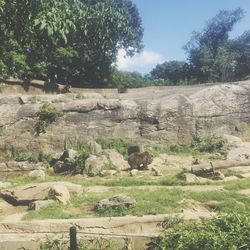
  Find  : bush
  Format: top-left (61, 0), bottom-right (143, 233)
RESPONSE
top-left (35, 103), bottom-right (63, 135)
top-left (148, 213), bottom-right (250, 250)
top-left (96, 138), bottom-right (133, 159)
top-left (191, 135), bottom-right (224, 153)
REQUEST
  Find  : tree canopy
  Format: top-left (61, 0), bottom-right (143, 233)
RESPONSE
top-left (0, 0), bottom-right (143, 86)
top-left (150, 8), bottom-right (250, 85)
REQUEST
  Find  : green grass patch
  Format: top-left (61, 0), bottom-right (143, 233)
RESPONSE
top-left (224, 177), bottom-right (250, 191)
top-left (23, 202), bottom-right (81, 220)
top-left (22, 185), bottom-right (250, 220)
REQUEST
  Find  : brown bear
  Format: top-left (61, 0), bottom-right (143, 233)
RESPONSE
top-left (128, 151), bottom-right (152, 170)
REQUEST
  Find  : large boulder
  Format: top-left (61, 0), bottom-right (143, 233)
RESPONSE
top-left (48, 184), bottom-right (70, 205)
top-left (28, 170), bottom-right (46, 181)
top-left (29, 200), bottom-right (55, 211)
top-left (0, 182), bottom-right (83, 206)
top-left (103, 149), bottom-right (129, 170)
top-left (84, 155), bottom-right (108, 176)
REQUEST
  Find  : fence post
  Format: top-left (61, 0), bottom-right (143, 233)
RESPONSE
top-left (70, 226), bottom-right (77, 250)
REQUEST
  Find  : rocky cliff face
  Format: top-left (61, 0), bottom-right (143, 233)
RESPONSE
top-left (1, 82), bottom-right (250, 156)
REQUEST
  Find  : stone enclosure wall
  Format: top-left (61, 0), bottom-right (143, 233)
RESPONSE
top-left (1, 81), bottom-right (250, 156)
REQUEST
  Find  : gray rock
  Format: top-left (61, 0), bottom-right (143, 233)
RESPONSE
top-left (29, 200), bottom-right (55, 211)
top-left (130, 169), bottom-right (139, 177)
top-left (28, 170), bottom-right (46, 181)
top-left (95, 194), bottom-right (136, 209)
top-left (48, 184), bottom-right (70, 205)
top-left (86, 138), bottom-right (102, 155)
top-left (84, 155), bottom-right (108, 176)
top-left (2, 83), bottom-right (250, 154)
top-left (104, 149), bottom-right (129, 170)
top-left (213, 171), bottom-right (225, 180)
top-left (227, 147), bottom-right (250, 160)
top-left (182, 173), bottom-right (208, 183)
top-left (0, 181), bottom-right (12, 188)
top-left (0, 163), bottom-right (8, 171)
top-left (0, 182), bottom-right (83, 206)
top-left (4, 161), bottom-right (45, 172)
top-left (53, 161), bottom-right (68, 173)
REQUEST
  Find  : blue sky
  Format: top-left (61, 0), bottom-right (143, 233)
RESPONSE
top-left (116, 0), bottom-right (250, 74)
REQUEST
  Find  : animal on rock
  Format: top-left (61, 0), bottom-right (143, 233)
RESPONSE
top-left (128, 152), bottom-right (152, 170)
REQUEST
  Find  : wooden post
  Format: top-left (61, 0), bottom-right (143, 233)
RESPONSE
top-left (70, 226), bottom-right (77, 250)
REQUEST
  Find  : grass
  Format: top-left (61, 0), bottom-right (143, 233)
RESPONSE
top-left (22, 182), bottom-right (250, 220)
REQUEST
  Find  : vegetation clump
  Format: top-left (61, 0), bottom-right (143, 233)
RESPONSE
top-left (35, 103), bottom-right (63, 135)
top-left (96, 137), bottom-right (134, 159)
top-left (191, 135), bottom-right (225, 153)
top-left (149, 213), bottom-right (250, 250)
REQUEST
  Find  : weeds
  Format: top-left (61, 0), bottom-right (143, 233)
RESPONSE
top-left (9, 147), bottom-right (52, 163)
top-left (35, 103), bottom-right (63, 135)
top-left (96, 137), bottom-right (134, 159)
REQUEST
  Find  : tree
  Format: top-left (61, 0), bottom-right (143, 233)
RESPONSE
top-left (184, 8), bottom-right (244, 82)
top-left (149, 61), bottom-right (189, 85)
top-left (0, 0), bottom-right (143, 86)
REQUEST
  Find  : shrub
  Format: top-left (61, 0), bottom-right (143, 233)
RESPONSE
top-left (9, 147), bottom-right (52, 163)
top-left (66, 149), bottom-right (89, 175)
top-left (191, 135), bottom-right (224, 153)
top-left (148, 213), bottom-right (250, 250)
top-left (96, 138), bottom-right (133, 159)
top-left (35, 103), bottom-right (63, 135)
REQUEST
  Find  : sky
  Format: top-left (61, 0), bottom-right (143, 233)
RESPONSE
top-left (116, 0), bottom-right (250, 74)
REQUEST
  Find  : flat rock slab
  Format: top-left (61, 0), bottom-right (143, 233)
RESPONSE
top-left (0, 182), bottom-right (83, 206)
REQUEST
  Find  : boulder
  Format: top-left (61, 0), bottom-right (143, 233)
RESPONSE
top-left (0, 181), bottom-right (11, 188)
top-left (130, 169), bottom-right (139, 177)
top-left (212, 171), bottom-right (225, 180)
top-left (48, 184), bottom-right (70, 205)
top-left (28, 170), bottom-right (46, 181)
top-left (182, 173), bottom-right (208, 183)
top-left (152, 167), bottom-right (163, 176)
top-left (29, 200), bottom-right (55, 211)
top-left (53, 161), bottom-right (69, 174)
top-left (84, 155), bottom-right (108, 176)
top-left (227, 147), bottom-right (250, 160)
top-left (0, 182), bottom-right (83, 206)
top-left (103, 149), bottom-right (129, 170)
top-left (95, 194), bottom-right (136, 210)
top-left (86, 138), bottom-right (102, 155)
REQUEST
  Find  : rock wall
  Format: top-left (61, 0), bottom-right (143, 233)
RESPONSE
top-left (1, 82), bottom-right (250, 155)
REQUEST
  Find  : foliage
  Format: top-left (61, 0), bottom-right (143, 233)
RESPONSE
top-left (35, 103), bottom-right (63, 135)
top-left (96, 137), bottom-right (133, 159)
top-left (191, 135), bottom-right (224, 153)
top-left (150, 61), bottom-right (189, 85)
top-left (66, 149), bottom-right (89, 175)
top-left (148, 213), bottom-right (250, 250)
top-left (150, 8), bottom-right (250, 85)
top-left (107, 68), bottom-right (152, 88)
top-left (9, 147), bottom-right (52, 163)
top-left (0, 0), bottom-right (143, 86)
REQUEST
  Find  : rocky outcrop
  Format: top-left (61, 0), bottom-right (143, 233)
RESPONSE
top-left (0, 182), bottom-right (83, 206)
top-left (1, 82), bottom-right (250, 157)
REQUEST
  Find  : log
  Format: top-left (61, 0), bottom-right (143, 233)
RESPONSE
top-left (191, 159), bottom-right (250, 176)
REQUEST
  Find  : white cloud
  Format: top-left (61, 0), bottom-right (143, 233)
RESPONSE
top-left (116, 49), bottom-right (165, 72)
